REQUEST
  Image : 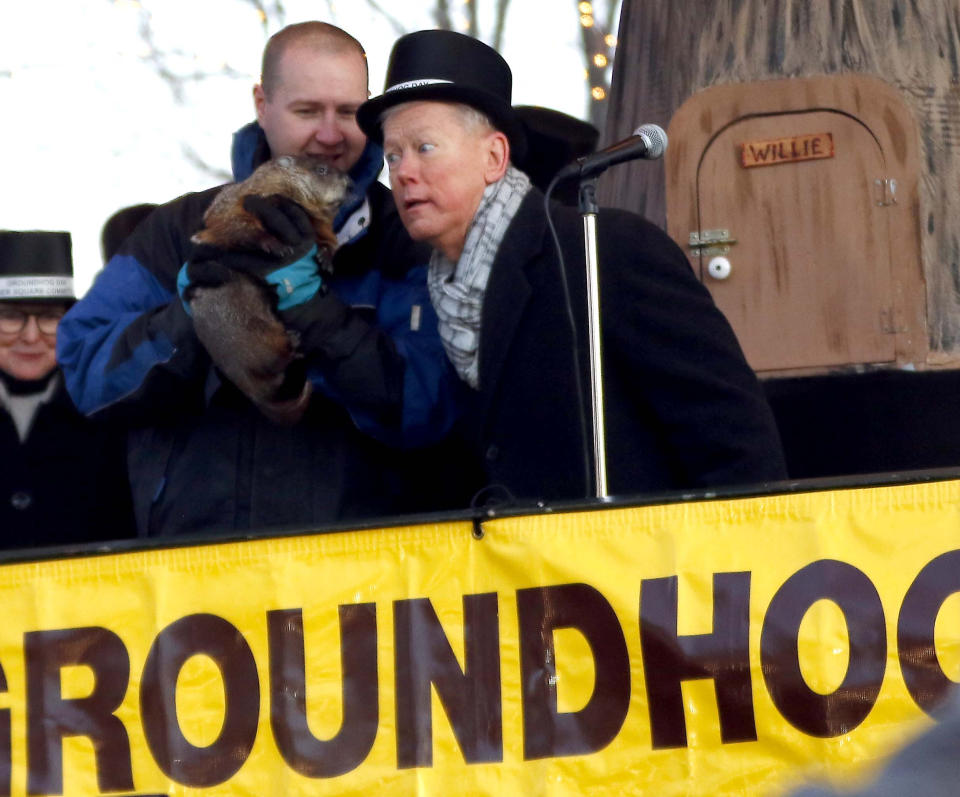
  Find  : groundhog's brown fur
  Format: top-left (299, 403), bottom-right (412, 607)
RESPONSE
top-left (192, 155), bottom-right (349, 255)
top-left (188, 156), bottom-right (349, 425)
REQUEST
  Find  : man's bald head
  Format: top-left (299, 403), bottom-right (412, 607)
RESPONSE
top-left (260, 21), bottom-right (368, 99)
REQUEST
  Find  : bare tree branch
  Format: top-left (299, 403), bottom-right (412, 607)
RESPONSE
top-left (491, 0), bottom-right (511, 50)
top-left (604, 0), bottom-right (619, 32)
top-left (466, 0), bottom-right (479, 38)
top-left (136, 5), bottom-right (257, 104)
top-left (239, 0), bottom-right (286, 31)
top-left (180, 143), bottom-right (233, 183)
top-left (434, 0), bottom-right (453, 30)
top-left (360, 0), bottom-right (407, 36)
top-left (577, 0), bottom-right (614, 130)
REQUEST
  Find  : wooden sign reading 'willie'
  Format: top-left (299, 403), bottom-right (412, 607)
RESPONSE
top-left (740, 132), bottom-right (835, 168)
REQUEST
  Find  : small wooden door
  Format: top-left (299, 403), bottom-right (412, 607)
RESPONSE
top-left (666, 75), bottom-right (925, 375)
top-left (696, 110), bottom-right (895, 371)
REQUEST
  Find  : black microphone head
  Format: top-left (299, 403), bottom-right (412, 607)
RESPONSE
top-left (632, 124), bottom-right (668, 159)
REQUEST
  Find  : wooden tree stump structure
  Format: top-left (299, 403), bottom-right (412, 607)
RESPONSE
top-left (600, 0), bottom-right (960, 371)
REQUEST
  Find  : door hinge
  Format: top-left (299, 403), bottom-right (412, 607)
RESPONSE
top-left (874, 178), bottom-right (898, 207)
top-left (879, 308), bottom-right (905, 334)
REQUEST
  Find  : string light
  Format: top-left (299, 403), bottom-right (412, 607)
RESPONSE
top-left (579, 2), bottom-right (618, 104)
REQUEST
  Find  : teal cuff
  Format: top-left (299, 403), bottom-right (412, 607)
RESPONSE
top-left (176, 263), bottom-right (192, 317)
top-left (265, 245), bottom-right (323, 311)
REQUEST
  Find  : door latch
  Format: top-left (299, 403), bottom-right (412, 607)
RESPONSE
top-left (689, 229), bottom-right (737, 258)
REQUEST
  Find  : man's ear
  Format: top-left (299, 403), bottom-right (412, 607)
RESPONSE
top-left (483, 131), bottom-right (510, 184)
top-left (253, 84), bottom-right (266, 124)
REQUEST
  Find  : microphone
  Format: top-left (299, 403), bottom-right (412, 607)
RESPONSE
top-left (555, 123), bottom-right (668, 181)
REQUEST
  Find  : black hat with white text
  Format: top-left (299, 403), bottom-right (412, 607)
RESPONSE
top-left (0, 231), bottom-right (75, 303)
top-left (357, 29), bottom-right (527, 160)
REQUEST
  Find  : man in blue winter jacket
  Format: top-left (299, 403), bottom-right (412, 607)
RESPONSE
top-left (57, 22), bottom-right (460, 536)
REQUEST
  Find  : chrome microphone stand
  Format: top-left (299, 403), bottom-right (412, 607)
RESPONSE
top-left (560, 124), bottom-right (667, 500)
top-left (578, 177), bottom-right (610, 499)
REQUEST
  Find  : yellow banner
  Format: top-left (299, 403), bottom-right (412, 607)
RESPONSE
top-left (1, 478), bottom-right (959, 795)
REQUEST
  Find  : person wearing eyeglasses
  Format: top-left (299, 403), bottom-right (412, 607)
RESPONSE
top-left (0, 231), bottom-right (134, 549)
top-left (0, 305), bottom-right (66, 379)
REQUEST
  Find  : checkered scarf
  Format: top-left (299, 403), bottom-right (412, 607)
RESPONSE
top-left (428, 166), bottom-right (531, 388)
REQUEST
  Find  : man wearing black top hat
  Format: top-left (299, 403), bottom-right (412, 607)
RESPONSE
top-left (357, 30), bottom-right (787, 502)
top-left (0, 231), bottom-right (134, 548)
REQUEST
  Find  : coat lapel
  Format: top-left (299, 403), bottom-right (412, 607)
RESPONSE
top-left (477, 191), bottom-right (549, 409)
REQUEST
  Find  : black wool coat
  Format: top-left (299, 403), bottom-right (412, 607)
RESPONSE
top-left (464, 189), bottom-right (787, 503)
top-left (0, 376), bottom-right (135, 550)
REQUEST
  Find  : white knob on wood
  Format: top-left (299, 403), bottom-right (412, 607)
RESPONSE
top-left (707, 256), bottom-right (732, 280)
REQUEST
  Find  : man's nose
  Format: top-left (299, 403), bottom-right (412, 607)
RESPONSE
top-left (392, 156), bottom-right (417, 185)
top-left (312, 115), bottom-right (344, 144)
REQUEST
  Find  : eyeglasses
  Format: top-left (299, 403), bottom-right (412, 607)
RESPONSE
top-left (0, 308), bottom-right (65, 336)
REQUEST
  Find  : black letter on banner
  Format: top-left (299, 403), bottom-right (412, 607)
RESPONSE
top-left (898, 550), bottom-right (960, 714)
top-left (24, 627), bottom-right (133, 794)
top-left (140, 613), bottom-right (259, 787)
top-left (639, 572), bottom-right (755, 749)
top-left (268, 605), bottom-right (378, 777)
top-left (0, 663), bottom-right (8, 797)
top-left (394, 593), bottom-right (501, 767)
top-left (517, 583), bottom-right (630, 759)
top-left (761, 560), bottom-right (885, 737)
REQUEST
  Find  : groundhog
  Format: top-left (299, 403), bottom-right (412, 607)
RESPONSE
top-left (187, 156), bottom-right (350, 425)
top-left (192, 155), bottom-right (349, 254)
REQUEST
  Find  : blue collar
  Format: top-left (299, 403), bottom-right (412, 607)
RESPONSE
top-left (230, 120), bottom-right (267, 182)
top-left (229, 121), bottom-right (384, 231)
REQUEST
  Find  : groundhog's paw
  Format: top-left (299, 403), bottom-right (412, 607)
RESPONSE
top-left (254, 229), bottom-right (299, 259)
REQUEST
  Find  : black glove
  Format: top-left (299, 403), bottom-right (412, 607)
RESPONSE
top-left (179, 194), bottom-right (329, 312)
top-left (241, 193), bottom-right (314, 253)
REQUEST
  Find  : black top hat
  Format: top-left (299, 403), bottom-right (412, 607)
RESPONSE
top-left (357, 29), bottom-right (527, 161)
top-left (0, 231), bottom-right (75, 303)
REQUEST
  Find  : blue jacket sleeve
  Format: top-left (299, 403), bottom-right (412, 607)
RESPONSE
top-left (56, 192), bottom-right (212, 420)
